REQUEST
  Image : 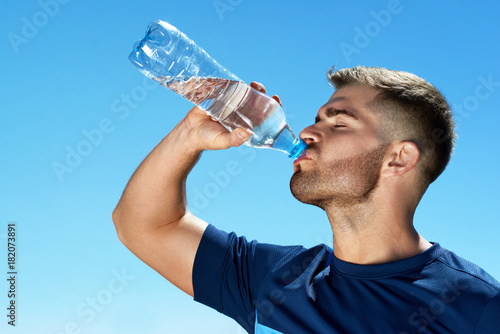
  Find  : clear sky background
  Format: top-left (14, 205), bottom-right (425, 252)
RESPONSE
top-left (1, 1), bottom-right (499, 333)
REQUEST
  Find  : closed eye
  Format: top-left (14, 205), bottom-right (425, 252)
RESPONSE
top-left (315, 107), bottom-right (358, 125)
top-left (314, 116), bottom-right (348, 127)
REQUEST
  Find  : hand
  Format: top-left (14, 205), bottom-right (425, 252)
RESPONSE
top-left (180, 81), bottom-right (282, 152)
top-left (181, 106), bottom-right (251, 151)
top-left (250, 81), bottom-right (283, 107)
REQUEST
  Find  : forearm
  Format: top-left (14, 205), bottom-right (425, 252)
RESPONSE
top-left (113, 118), bottom-right (202, 240)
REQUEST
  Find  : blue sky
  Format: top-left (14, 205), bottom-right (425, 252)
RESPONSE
top-left (1, 0), bottom-right (499, 333)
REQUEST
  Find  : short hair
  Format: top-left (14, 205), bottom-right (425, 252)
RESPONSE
top-left (327, 66), bottom-right (456, 185)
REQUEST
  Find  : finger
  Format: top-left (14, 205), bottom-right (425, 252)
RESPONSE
top-left (250, 81), bottom-right (266, 94)
top-left (272, 95), bottom-right (282, 107)
top-left (228, 128), bottom-right (252, 147)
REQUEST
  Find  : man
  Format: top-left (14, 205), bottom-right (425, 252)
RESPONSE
top-left (112, 66), bottom-right (500, 333)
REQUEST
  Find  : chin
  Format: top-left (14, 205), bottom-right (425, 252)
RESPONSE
top-left (289, 172), bottom-right (323, 207)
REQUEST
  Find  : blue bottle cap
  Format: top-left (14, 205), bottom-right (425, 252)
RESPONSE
top-left (289, 139), bottom-right (308, 160)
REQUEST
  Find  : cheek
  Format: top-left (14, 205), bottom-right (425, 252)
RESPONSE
top-left (322, 137), bottom-right (367, 160)
top-left (335, 130), bottom-right (381, 156)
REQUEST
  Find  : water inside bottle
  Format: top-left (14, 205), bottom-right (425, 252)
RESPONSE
top-left (152, 76), bottom-right (305, 157)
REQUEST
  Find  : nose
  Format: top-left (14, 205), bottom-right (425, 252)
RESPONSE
top-left (299, 123), bottom-right (321, 145)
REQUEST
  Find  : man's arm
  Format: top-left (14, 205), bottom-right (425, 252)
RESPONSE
top-left (112, 105), bottom-right (251, 297)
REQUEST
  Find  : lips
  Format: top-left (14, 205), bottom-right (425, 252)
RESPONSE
top-left (293, 150), bottom-right (312, 164)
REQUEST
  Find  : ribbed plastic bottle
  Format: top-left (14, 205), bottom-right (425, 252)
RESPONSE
top-left (129, 20), bottom-right (307, 159)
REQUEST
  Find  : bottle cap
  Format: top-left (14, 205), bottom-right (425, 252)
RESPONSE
top-left (289, 139), bottom-right (307, 160)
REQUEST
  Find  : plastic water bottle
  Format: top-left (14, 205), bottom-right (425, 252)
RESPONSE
top-left (129, 20), bottom-right (307, 159)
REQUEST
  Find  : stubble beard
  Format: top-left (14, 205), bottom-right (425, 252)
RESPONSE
top-left (290, 144), bottom-right (389, 210)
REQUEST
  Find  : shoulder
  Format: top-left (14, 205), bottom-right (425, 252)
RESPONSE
top-left (424, 244), bottom-right (500, 319)
top-left (434, 245), bottom-right (500, 293)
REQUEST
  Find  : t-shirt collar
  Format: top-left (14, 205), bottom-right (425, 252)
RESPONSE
top-left (331, 242), bottom-right (445, 278)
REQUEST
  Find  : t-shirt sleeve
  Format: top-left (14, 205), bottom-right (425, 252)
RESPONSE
top-left (474, 290), bottom-right (500, 334)
top-left (192, 224), bottom-right (304, 332)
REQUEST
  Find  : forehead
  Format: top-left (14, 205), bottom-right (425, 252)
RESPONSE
top-left (325, 84), bottom-right (380, 111)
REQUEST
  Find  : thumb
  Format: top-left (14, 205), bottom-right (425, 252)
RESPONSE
top-left (208, 128), bottom-right (252, 150)
top-left (227, 128), bottom-right (252, 147)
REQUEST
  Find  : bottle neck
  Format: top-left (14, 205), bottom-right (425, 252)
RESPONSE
top-left (273, 126), bottom-right (307, 159)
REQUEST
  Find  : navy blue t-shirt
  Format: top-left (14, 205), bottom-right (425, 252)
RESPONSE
top-left (192, 225), bottom-right (500, 333)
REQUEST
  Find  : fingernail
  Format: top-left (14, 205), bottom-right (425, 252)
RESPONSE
top-left (252, 82), bottom-right (261, 90)
top-left (237, 130), bottom-right (249, 140)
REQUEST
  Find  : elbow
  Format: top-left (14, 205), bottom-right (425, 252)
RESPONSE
top-left (112, 206), bottom-right (129, 245)
top-left (111, 206), bottom-right (121, 226)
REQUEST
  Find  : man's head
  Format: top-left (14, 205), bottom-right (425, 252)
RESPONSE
top-left (328, 66), bottom-right (455, 185)
top-left (290, 66), bottom-right (455, 210)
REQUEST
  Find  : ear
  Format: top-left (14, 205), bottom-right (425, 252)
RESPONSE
top-left (381, 141), bottom-right (420, 177)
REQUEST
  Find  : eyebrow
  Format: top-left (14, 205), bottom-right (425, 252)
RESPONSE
top-left (315, 106), bottom-right (359, 123)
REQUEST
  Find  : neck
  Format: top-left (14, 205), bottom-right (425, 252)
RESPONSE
top-left (324, 196), bottom-right (432, 265)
